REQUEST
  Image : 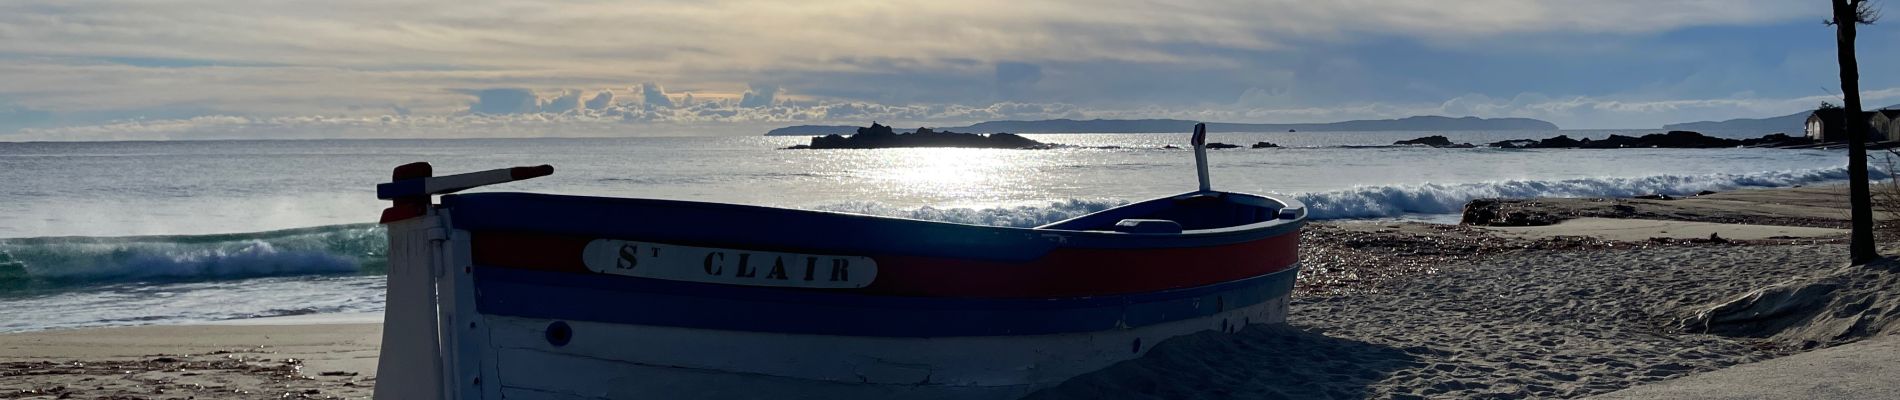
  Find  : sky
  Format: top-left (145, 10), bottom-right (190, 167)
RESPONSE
top-left (1, 0), bottom-right (1897, 140)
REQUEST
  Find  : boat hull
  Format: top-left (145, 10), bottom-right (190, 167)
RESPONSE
top-left (477, 270), bottom-right (1291, 400)
top-left (374, 191), bottom-right (1306, 400)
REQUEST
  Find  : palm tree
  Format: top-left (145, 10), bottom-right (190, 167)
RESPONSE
top-left (1829, 0), bottom-right (1881, 264)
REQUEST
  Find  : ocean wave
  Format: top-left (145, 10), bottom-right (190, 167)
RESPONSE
top-left (745, 167), bottom-right (1876, 226)
top-left (0, 166), bottom-right (1863, 288)
top-left (0, 224), bottom-right (385, 288)
top-left (1292, 166), bottom-right (1876, 219)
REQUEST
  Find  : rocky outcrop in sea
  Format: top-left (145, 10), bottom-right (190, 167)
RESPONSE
top-left (1392, 135), bottom-right (1477, 148)
top-left (783, 123), bottom-right (1055, 150)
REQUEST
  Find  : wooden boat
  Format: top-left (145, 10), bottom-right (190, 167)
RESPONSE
top-left (372, 124), bottom-right (1305, 399)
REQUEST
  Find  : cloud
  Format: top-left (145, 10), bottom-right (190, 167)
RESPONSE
top-left (5, 98), bottom-right (1094, 140)
top-left (738, 84), bottom-right (780, 108)
top-left (639, 83), bottom-right (674, 108)
top-left (20, 87), bottom-right (1900, 141)
top-left (584, 90), bottom-right (615, 110)
top-left (0, 1), bottom-right (1815, 73)
top-left (0, 0), bottom-right (1861, 139)
top-left (542, 90), bottom-right (583, 113)
top-left (994, 62), bottom-right (1042, 100)
top-left (467, 88), bottom-right (539, 114)
top-left (1235, 87), bottom-right (1296, 109)
top-left (0, 1), bottom-right (1821, 100)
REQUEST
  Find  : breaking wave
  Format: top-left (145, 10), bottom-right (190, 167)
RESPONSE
top-left (0, 166), bottom-right (1862, 288)
top-left (0, 224), bottom-right (385, 289)
top-left (1293, 166), bottom-right (1876, 219)
top-left (810, 167), bottom-right (1871, 224)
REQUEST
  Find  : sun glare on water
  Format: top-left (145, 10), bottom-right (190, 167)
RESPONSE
top-left (849, 148), bottom-right (1039, 206)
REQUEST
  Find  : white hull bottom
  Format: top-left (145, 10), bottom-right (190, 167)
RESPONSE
top-left (479, 295), bottom-right (1288, 400)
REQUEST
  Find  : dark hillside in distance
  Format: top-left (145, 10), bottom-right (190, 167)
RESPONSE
top-left (1663, 111), bottom-right (1811, 135)
top-left (765, 116), bottom-right (1558, 136)
top-left (1664, 103), bottom-right (1900, 134)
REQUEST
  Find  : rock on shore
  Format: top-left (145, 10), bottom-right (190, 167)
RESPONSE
top-left (1459, 185), bottom-right (1854, 229)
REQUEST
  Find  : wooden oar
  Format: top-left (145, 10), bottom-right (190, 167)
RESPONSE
top-left (376, 162), bottom-right (554, 222)
top-left (1192, 123), bottom-right (1211, 192)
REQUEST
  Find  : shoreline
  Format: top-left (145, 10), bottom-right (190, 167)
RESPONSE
top-left (1461, 183), bottom-right (1859, 229)
top-left (3, 183), bottom-right (1890, 399)
top-left (1294, 184), bottom-right (1855, 295)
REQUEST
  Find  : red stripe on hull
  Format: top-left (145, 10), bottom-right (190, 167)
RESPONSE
top-left (469, 230), bottom-right (1300, 298)
top-left (867, 232), bottom-right (1298, 297)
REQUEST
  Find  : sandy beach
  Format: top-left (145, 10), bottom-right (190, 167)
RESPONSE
top-left (1033, 243), bottom-right (1846, 399)
top-left (5, 185), bottom-right (1895, 399)
top-left (1, 321), bottom-right (380, 399)
top-left (1031, 184), bottom-right (1891, 399)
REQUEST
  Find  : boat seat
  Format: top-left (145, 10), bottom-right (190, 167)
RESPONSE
top-left (1112, 219), bottom-right (1183, 234)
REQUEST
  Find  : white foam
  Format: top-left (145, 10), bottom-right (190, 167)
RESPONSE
top-left (109, 240), bottom-right (359, 279)
top-left (204, 311), bottom-right (384, 326)
top-left (805, 167), bottom-right (1872, 225)
top-left (1292, 166), bottom-right (1874, 220)
top-left (0, 224), bottom-right (382, 285)
top-left (3, 166), bottom-right (1864, 289)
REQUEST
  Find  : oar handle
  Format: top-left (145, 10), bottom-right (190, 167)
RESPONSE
top-left (1192, 123), bottom-right (1211, 192)
top-left (377, 163), bottom-right (554, 200)
top-left (377, 162), bottom-right (554, 223)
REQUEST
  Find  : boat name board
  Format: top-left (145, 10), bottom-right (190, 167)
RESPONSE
top-left (580, 239), bottom-right (877, 289)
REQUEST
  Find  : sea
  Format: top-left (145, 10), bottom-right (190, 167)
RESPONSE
top-left (0, 129), bottom-right (1866, 332)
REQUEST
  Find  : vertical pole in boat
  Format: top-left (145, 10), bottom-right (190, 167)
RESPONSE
top-left (1193, 123), bottom-right (1211, 192)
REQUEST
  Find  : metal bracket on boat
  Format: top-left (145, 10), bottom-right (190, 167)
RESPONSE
top-left (377, 162), bottom-right (554, 223)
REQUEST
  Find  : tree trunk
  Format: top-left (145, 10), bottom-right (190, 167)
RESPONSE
top-left (1834, 0), bottom-right (1880, 264)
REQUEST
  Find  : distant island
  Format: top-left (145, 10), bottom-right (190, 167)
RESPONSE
top-left (783, 123), bottom-right (1054, 150)
top-left (1662, 111), bottom-right (1812, 134)
top-left (1392, 131), bottom-right (1813, 149)
top-left (1663, 103), bottom-right (1900, 134)
top-left (765, 116), bottom-right (1558, 136)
